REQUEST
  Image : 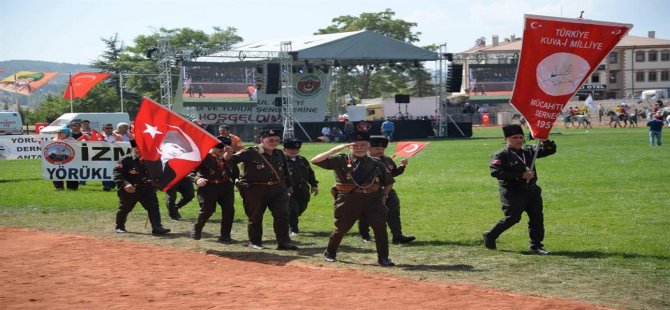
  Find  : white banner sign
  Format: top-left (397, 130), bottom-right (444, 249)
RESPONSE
top-left (0, 134), bottom-right (53, 160)
top-left (41, 140), bottom-right (131, 181)
top-left (197, 72), bottom-right (330, 124)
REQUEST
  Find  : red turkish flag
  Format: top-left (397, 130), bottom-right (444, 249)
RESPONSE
top-left (77, 129), bottom-right (105, 141)
top-left (63, 72), bottom-right (111, 100)
top-left (392, 142), bottom-right (430, 158)
top-left (134, 97), bottom-right (219, 191)
top-left (511, 15), bottom-right (631, 139)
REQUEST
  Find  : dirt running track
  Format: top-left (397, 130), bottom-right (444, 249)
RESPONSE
top-left (0, 228), bottom-right (608, 309)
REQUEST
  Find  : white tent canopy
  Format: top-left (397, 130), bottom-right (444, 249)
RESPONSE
top-left (196, 30), bottom-right (438, 65)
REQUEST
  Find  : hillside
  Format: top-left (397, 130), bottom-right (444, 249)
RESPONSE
top-left (0, 60), bottom-right (92, 107)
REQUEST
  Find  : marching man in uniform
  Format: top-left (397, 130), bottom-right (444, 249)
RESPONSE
top-left (190, 137), bottom-right (236, 242)
top-left (483, 125), bottom-right (556, 254)
top-left (311, 132), bottom-right (396, 267)
top-left (224, 129), bottom-right (297, 250)
top-left (283, 138), bottom-right (319, 236)
top-left (113, 140), bottom-right (171, 235)
top-left (358, 136), bottom-right (415, 244)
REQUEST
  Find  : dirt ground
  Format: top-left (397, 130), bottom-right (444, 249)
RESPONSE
top-left (0, 228), bottom-right (609, 309)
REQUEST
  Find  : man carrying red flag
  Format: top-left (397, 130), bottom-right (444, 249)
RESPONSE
top-left (134, 98), bottom-right (219, 192)
top-left (113, 140), bottom-right (171, 235)
top-left (358, 136), bottom-right (415, 244)
top-left (483, 125), bottom-right (556, 254)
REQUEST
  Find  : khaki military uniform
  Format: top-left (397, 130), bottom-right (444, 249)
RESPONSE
top-left (229, 146), bottom-right (293, 247)
top-left (314, 154), bottom-right (394, 260)
top-left (359, 155), bottom-right (406, 239)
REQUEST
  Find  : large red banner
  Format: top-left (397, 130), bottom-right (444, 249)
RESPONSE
top-left (511, 15), bottom-right (631, 139)
top-left (134, 97), bottom-right (219, 191)
top-left (63, 72), bottom-right (111, 100)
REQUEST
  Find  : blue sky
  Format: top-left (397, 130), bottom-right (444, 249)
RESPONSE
top-left (1, 0), bottom-right (668, 64)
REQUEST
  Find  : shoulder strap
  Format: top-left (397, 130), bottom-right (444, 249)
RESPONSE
top-left (254, 148), bottom-right (282, 183)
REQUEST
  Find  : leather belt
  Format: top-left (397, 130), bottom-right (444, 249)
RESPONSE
top-left (208, 179), bottom-right (228, 184)
top-left (335, 183), bottom-right (380, 193)
top-left (350, 188), bottom-right (382, 194)
top-left (251, 180), bottom-right (281, 186)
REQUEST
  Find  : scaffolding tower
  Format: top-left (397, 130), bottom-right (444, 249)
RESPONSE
top-left (436, 43), bottom-right (448, 137)
top-left (157, 38), bottom-right (173, 110)
top-left (279, 41), bottom-right (294, 140)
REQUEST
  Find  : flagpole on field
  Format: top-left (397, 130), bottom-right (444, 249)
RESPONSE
top-left (68, 72), bottom-right (74, 113)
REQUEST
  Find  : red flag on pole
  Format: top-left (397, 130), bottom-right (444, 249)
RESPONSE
top-left (510, 15), bottom-right (631, 139)
top-left (392, 142), bottom-right (430, 158)
top-left (63, 72), bottom-right (111, 100)
top-left (77, 129), bottom-right (105, 141)
top-left (134, 97), bottom-right (219, 191)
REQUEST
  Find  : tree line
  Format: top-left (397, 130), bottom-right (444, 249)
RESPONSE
top-left (22, 9), bottom-right (435, 124)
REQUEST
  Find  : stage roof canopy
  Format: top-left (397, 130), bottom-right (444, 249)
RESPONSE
top-left (195, 30), bottom-right (439, 64)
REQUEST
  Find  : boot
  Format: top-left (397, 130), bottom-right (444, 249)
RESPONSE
top-left (191, 225), bottom-right (202, 240)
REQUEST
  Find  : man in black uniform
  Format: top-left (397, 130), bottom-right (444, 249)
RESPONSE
top-left (311, 132), bottom-right (396, 267)
top-left (483, 125), bottom-right (556, 254)
top-left (164, 176), bottom-right (195, 220)
top-left (190, 137), bottom-right (236, 242)
top-left (113, 140), bottom-right (171, 235)
top-left (283, 138), bottom-right (318, 236)
top-left (358, 136), bottom-right (415, 244)
top-left (224, 129), bottom-right (297, 250)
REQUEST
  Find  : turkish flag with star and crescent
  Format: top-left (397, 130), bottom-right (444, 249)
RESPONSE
top-left (134, 97), bottom-right (219, 191)
top-left (511, 15), bottom-right (631, 139)
top-left (392, 142), bottom-right (430, 158)
top-left (63, 72), bottom-right (111, 100)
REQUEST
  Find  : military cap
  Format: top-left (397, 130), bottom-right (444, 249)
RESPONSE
top-left (348, 131), bottom-right (370, 142)
top-left (369, 136), bottom-right (389, 148)
top-left (283, 138), bottom-right (302, 149)
top-left (129, 139), bottom-right (138, 147)
top-left (260, 129), bottom-right (281, 138)
top-left (502, 124), bottom-right (524, 138)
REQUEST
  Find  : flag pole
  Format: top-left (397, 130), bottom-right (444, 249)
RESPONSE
top-left (527, 139), bottom-right (542, 179)
top-left (68, 72), bottom-right (74, 113)
top-left (119, 74), bottom-right (124, 113)
top-left (12, 70), bottom-right (19, 108)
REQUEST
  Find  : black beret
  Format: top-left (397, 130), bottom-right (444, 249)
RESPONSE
top-left (218, 136), bottom-right (232, 146)
top-left (348, 131), bottom-right (370, 142)
top-left (260, 129), bottom-right (281, 138)
top-left (283, 138), bottom-right (302, 149)
top-left (129, 140), bottom-right (137, 148)
top-left (369, 136), bottom-right (389, 147)
top-left (502, 125), bottom-right (524, 138)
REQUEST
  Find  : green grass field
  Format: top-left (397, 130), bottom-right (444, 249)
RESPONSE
top-left (1, 126), bottom-right (668, 309)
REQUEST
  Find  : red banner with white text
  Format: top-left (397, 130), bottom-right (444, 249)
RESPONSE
top-left (510, 15), bottom-right (631, 139)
